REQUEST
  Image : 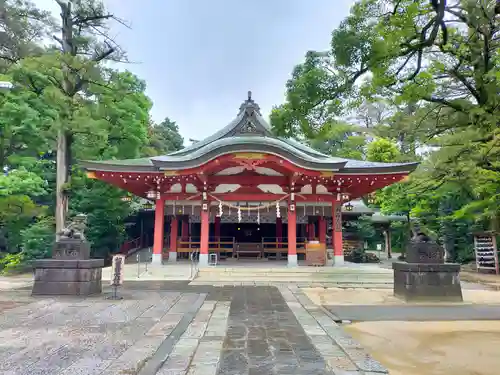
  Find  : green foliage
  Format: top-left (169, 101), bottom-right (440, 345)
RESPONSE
top-left (0, 0), bottom-right (185, 271)
top-left (70, 176), bottom-right (133, 260)
top-left (308, 121), bottom-right (367, 159)
top-left (0, 215), bottom-right (53, 274)
top-left (366, 138), bottom-right (401, 162)
top-left (0, 253), bottom-right (24, 274)
top-left (144, 117), bottom-right (184, 156)
top-left (272, 0), bottom-right (499, 262)
top-left (0, 167), bottom-right (47, 197)
top-left (346, 215), bottom-right (377, 241)
top-left (0, 168), bottom-right (48, 252)
top-left (20, 217), bottom-right (54, 262)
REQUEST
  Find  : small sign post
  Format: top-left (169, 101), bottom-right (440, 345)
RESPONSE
top-left (108, 254), bottom-right (125, 300)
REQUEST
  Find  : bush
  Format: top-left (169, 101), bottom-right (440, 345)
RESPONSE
top-left (20, 217), bottom-right (54, 261)
top-left (0, 217), bottom-right (54, 274)
top-left (347, 248), bottom-right (365, 263)
top-left (345, 248), bottom-right (381, 264)
top-left (0, 253), bottom-right (26, 274)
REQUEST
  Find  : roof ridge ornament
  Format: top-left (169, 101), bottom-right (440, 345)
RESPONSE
top-left (239, 90), bottom-right (261, 115)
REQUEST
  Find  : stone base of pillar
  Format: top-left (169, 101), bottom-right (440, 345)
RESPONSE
top-left (198, 253), bottom-right (209, 267)
top-left (333, 254), bottom-right (344, 266)
top-left (168, 252), bottom-right (177, 262)
top-left (151, 253), bottom-right (162, 265)
top-left (287, 254), bottom-right (298, 267)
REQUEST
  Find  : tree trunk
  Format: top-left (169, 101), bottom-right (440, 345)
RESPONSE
top-left (55, 129), bottom-right (69, 237)
top-left (55, 0), bottom-right (74, 239)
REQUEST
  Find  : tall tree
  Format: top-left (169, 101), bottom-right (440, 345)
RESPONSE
top-left (145, 117), bottom-right (184, 155)
top-left (308, 121), bottom-right (367, 159)
top-left (272, 0), bottom-right (499, 225)
top-left (50, 0), bottom-right (126, 236)
top-left (0, 0), bottom-right (51, 70)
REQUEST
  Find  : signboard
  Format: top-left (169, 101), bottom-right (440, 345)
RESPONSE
top-left (111, 254), bottom-right (125, 286)
top-left (376, 244), bottom-right (382, 251)
top-left (474, 232), bottom-right (499, 275)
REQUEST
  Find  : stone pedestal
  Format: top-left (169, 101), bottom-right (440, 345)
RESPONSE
top-left (393, 262), bottom-right (463, 302)
top-left (32, 259), bottom-right (104, 295)
top-left (393, 233), bottom-right (463, 302)
top-left (32, 238), bottom-right (104, 296)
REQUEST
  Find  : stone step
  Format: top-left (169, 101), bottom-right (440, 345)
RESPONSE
top-left (197, 271), bottom-right (392, 276)
top-left (195, 275), bottom-right (392, 282)
top-left (197, 271), bottom-right (392, 278)
top-left (197, 267), bottom-right (391, 274)
top-left (189, 280), bottom-right (393, 288)
top-left (196, 275), bottom-right (392, 282)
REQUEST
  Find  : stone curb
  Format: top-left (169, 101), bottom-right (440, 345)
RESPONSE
top-left (285, 286), bottom-right (389, 374)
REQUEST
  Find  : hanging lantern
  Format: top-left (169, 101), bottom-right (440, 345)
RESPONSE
top-left (218, 201), bottom-right (223, 217)
top-left (121, 195), bottom-right (132, 202)
top-left (146, 190), bottom-right (157, 199)
top-left (237, 206), bottom-right (242, 223)
top-left (341, 192), bottom-right (350, 201)
top-left (276, 201), bottom-right (280, 218)
top-left (143, 202), bottom-right (153, 210)
top-left (345, 202), bottom-right (354, 212)
top-left (257, 208), bottom-right (260, 225)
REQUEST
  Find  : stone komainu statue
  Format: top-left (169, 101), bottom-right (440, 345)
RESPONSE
top-left (57, 214), bottom-right (87, 241)
top-left (413, 232), bottom-right (432, 243)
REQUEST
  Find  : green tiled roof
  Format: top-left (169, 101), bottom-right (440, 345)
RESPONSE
top-left (80, 93), bottom-right (419, 174)
top-left (94, 157), bottom-right (154, 166)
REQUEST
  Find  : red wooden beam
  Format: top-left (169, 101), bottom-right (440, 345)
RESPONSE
top-left (158, 192), bottom-right (338, 202)
top-left (209, 174), bottom-right (288, 185)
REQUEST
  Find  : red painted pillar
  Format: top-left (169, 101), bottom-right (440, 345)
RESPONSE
top-left (288, 202), bottom-right (297, 266)
top-left (200, 206), bottom-right (210, 266)
top-left (181, 217), bottom-right (189, 241)
top-left (308, 223), bottom-right (316, 240)
top-left (169, 216), bottom-right (178, 262)
top-left (319, 217), bottom-right (326, 244)
top-left (276, 217), bottom-right (282, 248)
top-left (215, 216), bottom-right (221, 240)
top-left (332, 202), bottom-right (344, 265)
top-left (152, 198), bottom-right (165, 264)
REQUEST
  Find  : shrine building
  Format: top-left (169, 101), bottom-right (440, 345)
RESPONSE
top-left (81, 93), bottom-right (418, 267)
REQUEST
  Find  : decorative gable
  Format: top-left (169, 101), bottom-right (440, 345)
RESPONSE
top-left (240, 120), bottom-right (258, 134)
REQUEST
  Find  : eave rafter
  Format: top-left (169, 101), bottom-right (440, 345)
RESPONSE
top-left (87, 168), bottom-right (410, 201)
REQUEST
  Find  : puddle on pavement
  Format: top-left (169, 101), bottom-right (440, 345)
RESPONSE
top-left (344, 321), bottom-right (500, 375)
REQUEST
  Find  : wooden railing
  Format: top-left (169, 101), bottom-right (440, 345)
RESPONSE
top-left (261, 237), bottom-right (307, 254)
top-left (175, 236), bottom-right (235, 258)
top-left (165, 236), bottom-right (313, 260)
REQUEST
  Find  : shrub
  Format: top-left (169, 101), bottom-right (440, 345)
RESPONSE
top-left (20, 217), bottom-right (54, 261)
top-left (0, 217), bottom-right (54, 274)
top-left (0, 253), bottom-right (26, 274)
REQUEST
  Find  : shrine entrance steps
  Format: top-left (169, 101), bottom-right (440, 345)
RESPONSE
top-left (191, 264), bottom-right (394, 288)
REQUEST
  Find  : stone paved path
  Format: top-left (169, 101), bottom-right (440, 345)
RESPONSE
top-left (218, 286), bottom-right (332, 375)
top-left (0, 283), bottom-right (388, 375)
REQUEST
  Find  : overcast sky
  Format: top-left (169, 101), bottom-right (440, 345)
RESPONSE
top-left (36, 0), bottom-right (354, 144)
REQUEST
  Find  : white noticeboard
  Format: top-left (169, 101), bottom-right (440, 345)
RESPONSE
top-left (111, 254), bottom-right (126, 286)
top-left (474, 233), bottom-right (499, 275)
top-left (376, 244), bottom-right (382, 251)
